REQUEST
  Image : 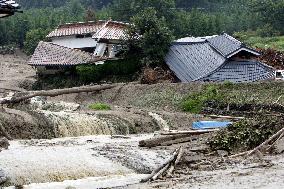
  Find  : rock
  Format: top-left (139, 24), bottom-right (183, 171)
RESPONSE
top-left (0, 137), bottom-right (10, 151)
top-left (275, 137), bottom-right (284, 154)
top-left (0, 169), bottom-right (7, 184)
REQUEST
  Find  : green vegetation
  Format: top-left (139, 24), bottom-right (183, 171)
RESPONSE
top-left (76, 58), bottom-right (141, 83)
top-left (1, 0), bottom-right (283, 57)
top-left (89, 103), bottom-right (111, 111)
top-left (210, 116), bottom-right (284, 153)
top-left (181, 85), bottom-right (224, 114)
top-left (235, 31), bottom-right (284, 51)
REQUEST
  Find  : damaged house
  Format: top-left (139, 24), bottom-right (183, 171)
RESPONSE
top-left (28, 20), bottom-right (128, 75)
top-left (165, 33), bottom-right (275, 83)
top-left (0, 0), bottom-right (20, 18)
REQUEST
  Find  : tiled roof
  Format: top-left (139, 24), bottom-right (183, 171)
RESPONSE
top-left (166, 42), bottom-right (226, 82)
top-left (28, 41), bottom-right (94, 66)
top-left (202, 61), bottom-right (274, 83)
top-left (0, 0), bottom-right (20, 17)
top-left (207, 33), bottom-right (242, 57)
top-left (0, 0), bottom-right (19, 9)
top-left (47, 20), bottom-right (129, 41)
top-left (165, 33), bottom-right (268, 82)
top-left (46, 21), bottom-right (106, 38)
top-left (92, 21), bottom-right (129, 41)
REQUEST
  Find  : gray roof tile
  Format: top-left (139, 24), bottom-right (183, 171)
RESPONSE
top-left (165, 42), bottom-right (226, 82)
top-left (207, 33), bottom-right (242, 57)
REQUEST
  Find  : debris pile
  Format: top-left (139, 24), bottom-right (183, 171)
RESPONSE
top-left (140, 67), bottom-right (176, 84)
top-left (258, 48), bottom-right (284, 69)
top-left (210, 115), bottom-right (284, 155)
top-left (0, 46), bottom-right (15, 55)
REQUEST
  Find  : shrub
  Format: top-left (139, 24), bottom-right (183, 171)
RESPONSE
top-left (88, 103), bottom-right (111, 111)
top-left (181, 85), bottom-right (224, 113)
top-left (209, 116), bottom-right (284, 153)
top-left (76, 58), bottom-right (141, 83)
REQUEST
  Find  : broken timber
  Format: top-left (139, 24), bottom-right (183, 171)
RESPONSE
top-left (140, 147), bottom-right (183, 183)
top-left (0, 84), bottom-right (118, 105)
top-left (229, 127), bottom-right (284, 158)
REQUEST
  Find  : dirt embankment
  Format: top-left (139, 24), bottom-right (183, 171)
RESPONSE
top-left (0, 50), bottom-right (35, 94)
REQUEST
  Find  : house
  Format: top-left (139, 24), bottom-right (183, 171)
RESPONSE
top-left (165, 33), bottom-right (275, 83)
top-left (0, 0), bottom-right (20, 18)
top-left (29, 20), bottom-right (129, 74)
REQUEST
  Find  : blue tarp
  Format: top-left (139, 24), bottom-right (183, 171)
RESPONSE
top-left (192, 121), bottom-right (232, 130)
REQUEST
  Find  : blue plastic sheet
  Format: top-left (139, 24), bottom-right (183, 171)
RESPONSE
top-left (192, 121), bottom-right (232, 130)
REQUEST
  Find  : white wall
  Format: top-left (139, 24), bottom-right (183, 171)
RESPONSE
top-left (51, 36), bottom-right (97, 49)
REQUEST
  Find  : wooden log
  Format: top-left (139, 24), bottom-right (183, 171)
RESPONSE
top-left (167, 147), bottom-right (183, 176)
top-left (160, 129), bottom-right (219, 136)
top-left (140, 148), bottom-right (179, 183)
top-left (160, 136), bottom-right (192, 146)
top-left (207, 115), bottom-right (245, 120)
top-left (139, 134), bottom-right (189, 148)
top-left (0, 84), bottom-right (118, 105)
top-left (267, 132), bottom-right (284, 152)
top-left (229, 127), bottom-right (284, 158)
top-left (247, 127), bottom-right (284, 156)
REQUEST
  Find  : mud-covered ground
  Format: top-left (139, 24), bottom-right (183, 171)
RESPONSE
top-left (1, 52), bottom-right (284, 189)
top-left (0, 51), bottom-right (35, 93)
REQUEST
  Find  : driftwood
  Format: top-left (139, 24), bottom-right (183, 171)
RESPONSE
top-left (0, 84), bottom-right (118, 105)
top-left (160, 136), bottom-right (193, 146)
top-left (160, 129), bottom-right (219, 136)
top-left (229, 127), bottom-right (284, 158)
top-left (207, 115), bottom-right (245, 120)
top-left (141, 147), bottom-right (183, 183)
top-left (140, 130), bottom-right (217, 148)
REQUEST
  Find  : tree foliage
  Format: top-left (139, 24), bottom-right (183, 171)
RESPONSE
top-left (128, 8), bottom-right (173, 66)
top-left (0, 0), bottom-right (283, 56)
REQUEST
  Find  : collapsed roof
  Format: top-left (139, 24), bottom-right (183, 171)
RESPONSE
top-left (28, 41), bottom-right (94, 66)
top-left (47, 20), bottom-right (129, 42)
top-left (0, 0), bottom-right (20, 18)
top-left (165, 33), bottom-right (274, 83)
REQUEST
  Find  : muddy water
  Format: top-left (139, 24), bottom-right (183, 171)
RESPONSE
top-left (0, 135), bottom-right (169, 187)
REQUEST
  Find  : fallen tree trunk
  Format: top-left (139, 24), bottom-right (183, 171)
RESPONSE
top-left (229, 127), bottom-right (284, 158)
top-left (0, 84), bottom-right (118, 105)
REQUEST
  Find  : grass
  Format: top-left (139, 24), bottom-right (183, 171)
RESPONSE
top-left (88, 103), bottom-right (111, 111)
top-left (234, 32), bottom-right (284, 51)
top-left (181, 85), bottom-right (224, 113)
top-left (244, 36), bottom-right (284, 51)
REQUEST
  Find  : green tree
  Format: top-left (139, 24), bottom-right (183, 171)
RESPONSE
top-left (128, 8), bottom-right (174, 66)
top-left (24, 28), bottom-right (49, 55)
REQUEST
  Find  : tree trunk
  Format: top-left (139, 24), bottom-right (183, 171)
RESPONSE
top-left (0, 84), bottom-right (118, 105)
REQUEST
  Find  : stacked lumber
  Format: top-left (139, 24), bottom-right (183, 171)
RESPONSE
top-left (258, 48), bottom-right (284, 69)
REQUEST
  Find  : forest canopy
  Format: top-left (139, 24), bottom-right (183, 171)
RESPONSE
top-left (0, 0), bottom-right (283, 55)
